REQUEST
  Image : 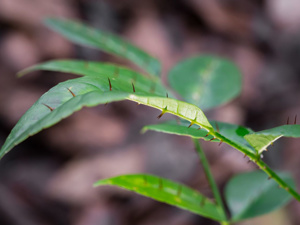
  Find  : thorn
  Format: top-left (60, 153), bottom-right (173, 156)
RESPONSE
top-left (209, 137), bottom-right (216, 141)
top-left (177, 185), bottom-right (182, 197)
top-left (42, 103), bottom-right (54, 111)
top-left (271, 142), bottom-right (274, 146)
top-left (287, 116), bottom-right (290, 124)
top-left (188, 122), bottom-right (194, 128)
top-left (215, 122), bottom-right (220, 132)
top-left (157, 112), bottom-right (165, 119)
top-left (157, 107), bottom-right (167, 119)
top-left (166, 92), bottom-right (168, 98)
top-left (104, 102), bottom-right (108, 106)
top-left (67, 88), bottom-right (76, 97)
top-left (247, 160), bottom-right (251, 164)
top-left (243, 153), bottom-right (247, 158)
top-left (132, 82), bottom-right (136, 93)
top-left (285, 187), bottom-right (289, 191)
top-left (204, 133), bottom-right (210, 137)
top-left (218, 141), bottom-right (223, 146)
top-left (108, 78), bottom-right (112, 91)
top-left (197, 126), bottom-right (202, 130)
top-left (200, 197), bottom-right (206, 207)
top-left (268, 176), bottom-right (272, 180)
top-left (294, 114), bottom-right (297, 124)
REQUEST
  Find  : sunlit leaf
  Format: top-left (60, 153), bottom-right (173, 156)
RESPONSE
top-left (94, 174), bottom-right (226, 221)
top-left (244, 125), bottom-right (300, 154)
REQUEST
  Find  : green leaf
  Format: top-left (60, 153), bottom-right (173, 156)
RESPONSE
top-left (168, 55), bottom-right (242, 110)
top-left (1, 67), bottom-right (212, 159)
top-left (18, 60), bottom-right (167, 97)
top-left (142, 120), bottom-right (255, 153)
top-left (94, 174), bottom-right (226, 221)
top-left (45, 18), bottom-right (161, 77)
top-left (142, 120), bottom-right (219, 141)
top-left (244, 125), bottom-right (300, 154)
top-left (225, 170), bottom-right (295, 222)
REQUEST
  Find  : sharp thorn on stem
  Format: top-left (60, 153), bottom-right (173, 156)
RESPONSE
top-left (42, 103), bottom-right (54, 112)
top-left (294, 114), bottom-right (297, 124)
top-left (67, 88), bottom-right (76, 97)
top-left (218, 141), bottom-right (223, 146)
top-left (108, 78), bottom-right (112, 91)
top-left (132, 82), bottom-right (136, 93)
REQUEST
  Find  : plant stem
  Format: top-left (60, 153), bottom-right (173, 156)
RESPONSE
top-left (212, 131), bottom-right (300, 201)
top-left (192, 138), bottom-right (228, 222)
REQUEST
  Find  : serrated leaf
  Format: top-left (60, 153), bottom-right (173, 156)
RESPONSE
top-left (45, 18), bottom-right (161, 76)
top-left (94, 174), bottom-right (226, 221)
top-left (168, 55), bottom-right (242, 110)
top-left (225, 171), bottom-right (295, 222)
top-left (244, 125), bottom-right (300, 154)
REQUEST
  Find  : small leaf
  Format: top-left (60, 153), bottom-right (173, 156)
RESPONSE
top-left (225, 171), bottom-right (295, 222)
top-left (244, 125), bottom-right (300, 154)
top-left (142, 120), bottom-right (218, 141)
top-left (45, 18), bottom-right (161, 77)
top-left (94, 174), bottom-right (226, 221)
top-left (168, 55), bottom-right (242, 110)
top-left (142, 120), bottom-right (255, 153)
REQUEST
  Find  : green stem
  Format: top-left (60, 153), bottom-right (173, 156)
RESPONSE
top-left (212, 131), bottom-right (300, 201)
top-left (192, 138), bottom-right (228, 222)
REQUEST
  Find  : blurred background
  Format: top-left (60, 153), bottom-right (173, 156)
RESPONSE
top-left (0, 0), bottom-right (300, 224)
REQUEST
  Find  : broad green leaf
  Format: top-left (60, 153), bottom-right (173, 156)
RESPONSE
top-left (0, 71), bottom-right (212, 159)
top-left (225, 171), bottom-right (295, 222)
top-left (94, 174), bottom-right (226, 221)
top-left (142, 120), bottom-right (218, 141)
top-left (168, 55), bottom-right (242, 110)
top-left (142, 120), bottom-right (255, 153)
top-left (244, 125), bottom-right (300, 154)
top-left (45, 18), bottom-right (161, 77)
top-left (18, 60), bottom-right (167, 97)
